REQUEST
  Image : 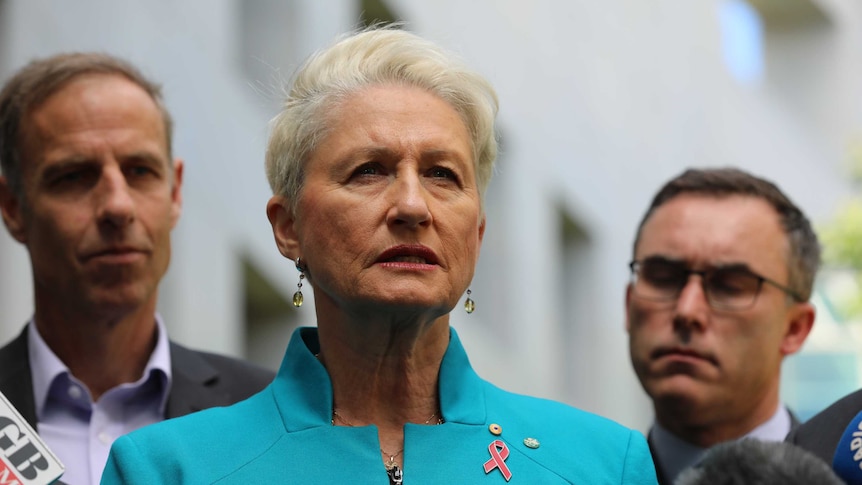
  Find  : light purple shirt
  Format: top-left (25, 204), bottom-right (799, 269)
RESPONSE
top-left (27, 316), bottom-right (172, 485)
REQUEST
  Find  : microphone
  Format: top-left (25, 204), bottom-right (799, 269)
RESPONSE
top-left (676, 438), bottom-right (843, 485)
top-left (833, 410), bottom-right (862, 484)
top-left (0, 391), bottom-right (64, 485)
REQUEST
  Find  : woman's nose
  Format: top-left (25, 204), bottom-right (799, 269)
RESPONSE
top-left (385, 172), bottom-right (431, 228)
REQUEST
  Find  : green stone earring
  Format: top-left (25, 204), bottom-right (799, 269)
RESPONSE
top-left (293, 258), bottom-right (305, 308)
top-left (464, 288), bottom-right (475, 314)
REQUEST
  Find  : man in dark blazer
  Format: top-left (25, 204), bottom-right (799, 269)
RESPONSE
top-left (0, 331), bottom-right (274, 429)
top-left (625, 168), bottom-right (819, 484)
top-left (786, 389), bottom-right (862, 466)
top-left (0, 53), bottom-right (273, 485)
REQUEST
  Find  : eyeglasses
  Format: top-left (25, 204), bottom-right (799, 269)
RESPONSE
top-left (629, 258), bottom-right (804, 311)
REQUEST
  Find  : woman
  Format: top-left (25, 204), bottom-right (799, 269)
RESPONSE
top-left (101, 27), bottom-right (657, 484)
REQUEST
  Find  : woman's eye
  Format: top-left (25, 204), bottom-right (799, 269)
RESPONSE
top-left (429, 167), bottom-right (457, 180)
top-left (351, 162), bottom-right (383, 178)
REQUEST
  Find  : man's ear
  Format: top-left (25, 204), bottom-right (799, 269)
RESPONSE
top-left (169, 159), bottom-right (184, 228)
top-left (625, 284), bottom-right (634, 333)
top-left (0, 176), bottom-right (27, 243)
top-left (779, 302), bottom-right (816, 356)
top-left (266, 195), bottom-right (300, 260)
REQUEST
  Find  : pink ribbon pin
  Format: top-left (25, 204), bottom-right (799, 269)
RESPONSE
top-left (483, 439), bottom-right (512, 481)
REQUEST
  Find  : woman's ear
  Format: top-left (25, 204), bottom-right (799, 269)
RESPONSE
top-left (266, 195), bottom-right (300, 260)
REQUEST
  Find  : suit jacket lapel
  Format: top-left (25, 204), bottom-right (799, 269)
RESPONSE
top-left (788, 407), bottom-right (802, 432)
top-left (165, 342), bottom-right (232, 418)
top-left (0, 327), bottom-right (38, 430)
top-left (647, 428), bottom-right (671, 485)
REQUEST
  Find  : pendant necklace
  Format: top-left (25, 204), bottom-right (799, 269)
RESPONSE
top-left (331, 409), bottom-right (444, 485)
top-left (383, 449), bottom-right (404, 485)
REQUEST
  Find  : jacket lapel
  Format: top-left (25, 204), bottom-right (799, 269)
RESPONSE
top-left (647, 428), bottom-right (671, 485)
top-left (788, 408), bottom-right (802, 432)
top-left (0, 327), bottom-right (38, 430)
top-left (165, 342), bottom-right (232, 418)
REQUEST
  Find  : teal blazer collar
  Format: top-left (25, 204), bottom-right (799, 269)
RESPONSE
top-left (271, 326), bottom-right (486, 433)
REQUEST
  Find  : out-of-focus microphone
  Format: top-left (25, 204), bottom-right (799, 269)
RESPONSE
top-left (676, 438), bottom-right (843, 485)
top-left (0, 391), bottom-right (64, 484)
top-left (832, 410), bottom-right (862, 484)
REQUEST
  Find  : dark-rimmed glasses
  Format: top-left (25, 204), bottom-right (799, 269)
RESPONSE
top-left (629, 258), bottom-right (804, 311)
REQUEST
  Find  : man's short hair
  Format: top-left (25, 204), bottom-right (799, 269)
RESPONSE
top-left (0, 52), bottom-right (173, 199)
top-left (632, 167), bottom-right (821, 301)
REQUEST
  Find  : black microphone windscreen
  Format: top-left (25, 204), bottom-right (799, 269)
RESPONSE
top-left (676, 438), bottom-right (843, 485)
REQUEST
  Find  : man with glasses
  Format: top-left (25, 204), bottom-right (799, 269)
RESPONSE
top-left (625, 167), bottom-right (819, 484)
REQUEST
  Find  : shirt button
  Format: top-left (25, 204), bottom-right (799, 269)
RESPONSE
top-left (68, 386), bottom-right (82, 400)
top-left (98, 432), bottom-right (112, 444)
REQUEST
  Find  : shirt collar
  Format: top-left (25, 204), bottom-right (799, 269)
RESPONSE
top-left (650, 404), bottom-right (791, 482)
top-left (28, 314), bottom-right (173, 418)
top-left (745, 404), bottom-right (791, 441)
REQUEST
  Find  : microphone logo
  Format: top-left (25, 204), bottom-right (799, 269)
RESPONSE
top-left (832, 410), bottom-right (862, 483)
top-left (849, 421), bottom-right (862, 467)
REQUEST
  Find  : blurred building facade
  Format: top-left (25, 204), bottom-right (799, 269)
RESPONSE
top-left (0, 0), bottom-right (859, 430)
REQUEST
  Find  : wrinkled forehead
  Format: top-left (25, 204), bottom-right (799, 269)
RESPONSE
top-left (20, 74), bottom-right (169, 159)
top-left (29, 73), bottom-right (166, 136)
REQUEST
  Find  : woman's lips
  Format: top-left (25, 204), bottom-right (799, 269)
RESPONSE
top-left (376, 244), bottom-right (440, 266)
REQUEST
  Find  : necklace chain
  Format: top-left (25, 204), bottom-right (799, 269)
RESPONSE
top-left (331, 407), bottom-right (443, 482)
top-left (382, 448), bottom-right (404, 470)
top-left (331, 409), bottom-right (444, 426)
top-left (320, 348), bottom-right (443, 485)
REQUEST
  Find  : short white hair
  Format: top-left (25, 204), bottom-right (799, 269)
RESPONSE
top-left (265, 26), bottom-right (499, 213)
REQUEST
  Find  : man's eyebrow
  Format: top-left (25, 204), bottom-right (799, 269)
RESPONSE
top-left (38, 158), bottom-right (96, 178)
top-left (712, 262), bottom-right (755, 273)
top-left (640, 255), bottom-right (685, 265)
top-left (639, 256), bottom-right (755, 273)
top-left (120, 151), bottom-right (166, 164)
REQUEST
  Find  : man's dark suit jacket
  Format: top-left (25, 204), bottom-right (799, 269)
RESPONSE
top-left (786, 389), bottom-right (862, 466)
top-left (0, 326), bottom-right (275, 430)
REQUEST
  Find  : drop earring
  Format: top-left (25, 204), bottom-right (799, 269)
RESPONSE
top-left (293, 258), bottom-right (305, 308)
top-left (464, 288), bottom-right (475, 314)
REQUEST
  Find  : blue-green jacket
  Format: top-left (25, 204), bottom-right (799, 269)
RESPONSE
top-left (101, 327), bottom-right (657, 484)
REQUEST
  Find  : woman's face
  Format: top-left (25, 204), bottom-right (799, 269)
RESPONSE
top-left (274, 84), bottom-right (485, 317)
